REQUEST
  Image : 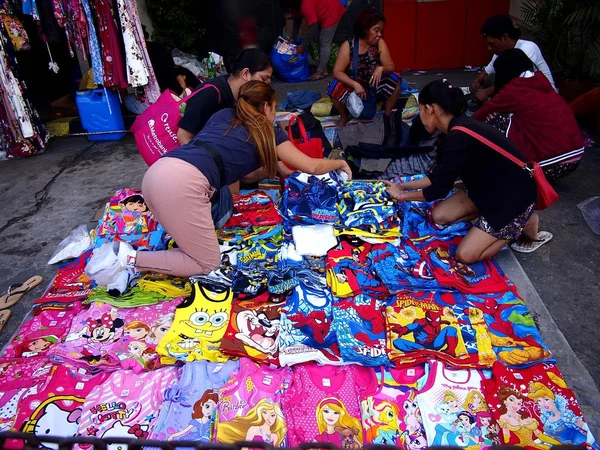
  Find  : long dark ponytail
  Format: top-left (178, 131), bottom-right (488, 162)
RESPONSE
top-left (418, 80), bottom-right (467, 116)
top-left (493, 48), bottom-right (535, 93)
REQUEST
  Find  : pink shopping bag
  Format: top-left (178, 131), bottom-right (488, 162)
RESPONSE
top-left (131, 84), bottom-right (220, 166)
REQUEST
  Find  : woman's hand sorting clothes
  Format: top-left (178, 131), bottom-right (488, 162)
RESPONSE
top-left (383, 180), bottom-right (404, 201)
top-left (370, 66), bottom-right (384, 87)
top-left (353, 82), bottom-right (367, 100)
top-left (337, 160), bottom-right (353, 181)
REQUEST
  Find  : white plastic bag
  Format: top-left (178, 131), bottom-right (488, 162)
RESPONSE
top-left (347, 92), bottom-right (364, 118)
top-left (48, 224), bottom-right (92, 265)
top-left (578, 196), bottom-right (600, 235)
top-left (275, 36), bottom-right (296, 55)
top-left (84, 243), bottom-right (122, 287)
top-left (172, 48), bottom-right (206, 78)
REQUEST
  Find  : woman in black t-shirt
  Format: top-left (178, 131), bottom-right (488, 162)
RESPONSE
top-left (384, 80), bottom-right (553, 263)
top-left (177, 49), bottom-right (274, 145)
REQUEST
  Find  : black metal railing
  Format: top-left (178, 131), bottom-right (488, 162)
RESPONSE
top-left (0, 432), bottom-right (586, 450)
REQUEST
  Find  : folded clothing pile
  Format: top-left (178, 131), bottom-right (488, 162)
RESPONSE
top-left (92, 188), bottom-right (166, 251)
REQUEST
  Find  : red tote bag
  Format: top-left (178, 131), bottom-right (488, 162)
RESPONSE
top-left (284, 114), bottom-right (324, 171)
top-left (453, 126), bottom-right (559, 210)
top-left (131, 84), bottom-right (220, 166)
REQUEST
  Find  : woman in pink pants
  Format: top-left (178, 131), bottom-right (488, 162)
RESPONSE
top-left (95, 81), bottom-right (351, 279)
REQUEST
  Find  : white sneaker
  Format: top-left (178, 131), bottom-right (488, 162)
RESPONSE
top-left (116, 241), bottom-right (137, 269)
top-left (85, 243), bottom-right (119, 280)
top-left (107, 270), bottom-right (132, 297)
top-left (85, 242), bottom-right (136, 290)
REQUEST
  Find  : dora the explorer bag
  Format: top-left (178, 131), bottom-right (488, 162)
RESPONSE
top-left (283, 114), bottom-right (324, 171)
top-left (131, 84), bottom-right (221, 166)
top-left (453, 126), bottom-right (558, 210)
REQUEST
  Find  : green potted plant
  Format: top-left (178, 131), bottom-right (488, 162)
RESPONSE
top-left (521, 0), bottom-right (600, 102)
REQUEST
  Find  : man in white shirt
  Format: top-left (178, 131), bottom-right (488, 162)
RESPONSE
top-left (470, 15), bottom-right (556, 102)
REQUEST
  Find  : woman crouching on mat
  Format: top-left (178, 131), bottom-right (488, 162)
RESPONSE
top-left (384, 80), bottom-right (552, 263)
top-left (93, 81), bottom-right (352, 279)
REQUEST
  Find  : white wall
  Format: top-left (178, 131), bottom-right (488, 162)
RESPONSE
top-left (510, 0), bottom-right (525, 23)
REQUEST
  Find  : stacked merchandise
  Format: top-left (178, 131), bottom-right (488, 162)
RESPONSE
top-left (0, 173), bottom-right (597, 450)
top-left (216, 190), bottom-right (284, 292)
top-left (92, 188), bottom-right (166, 251)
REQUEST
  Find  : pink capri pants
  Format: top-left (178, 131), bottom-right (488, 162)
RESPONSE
top-left (135, 157), bottom-right (221, 277)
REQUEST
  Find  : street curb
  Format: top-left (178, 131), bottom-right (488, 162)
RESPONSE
top-left (495, 250), bottom-right (600, 438)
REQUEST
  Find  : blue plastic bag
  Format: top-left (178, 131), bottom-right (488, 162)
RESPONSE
top-left (270, 48), bottom-right (309, 83)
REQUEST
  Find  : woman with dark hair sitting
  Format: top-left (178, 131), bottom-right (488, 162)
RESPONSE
top-left (328, 9), bottom-right (401, 126)
top-left (473, 48), bottom-right (585, 181)
top-left (384, 80), bottom-right (553, 259)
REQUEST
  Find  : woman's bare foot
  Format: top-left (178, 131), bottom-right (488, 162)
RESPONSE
top-left (522, 212), bottom-right (539, 240)
top-left (511, 231), bottom-right (553, 253)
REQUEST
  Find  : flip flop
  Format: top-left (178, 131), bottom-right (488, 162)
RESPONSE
top-left (309, 71), bottom-right (327, 81)
top-left (0, 275), bottom-right (44, 310)
top-left (0, 310), bottom-right (10, 333)
top-left (510, 231), bottom-right (553, 254)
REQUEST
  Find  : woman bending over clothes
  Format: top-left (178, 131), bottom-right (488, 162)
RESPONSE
top-left (384, 80), bottom-right (553, 261)
top-left (472, 48), bottom-right (585, 181)
top-left (328, 9), bottom-right (402, 126)
top-left (110, 81), bottom-right (352, 278)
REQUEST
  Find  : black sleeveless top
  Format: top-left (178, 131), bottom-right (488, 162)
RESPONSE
top-left (345, 39), bottom-right (380, 87)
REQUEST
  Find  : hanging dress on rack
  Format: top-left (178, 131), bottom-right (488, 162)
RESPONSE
top-left (36, 0), bottom-right (62, 43)
top-left (125, 0), bottom-right (160, 102)
top-left (92, 0), bottom-right (127, 88)
top-left (115, 0), bottom-right (160, 102)
top-left (115, 0), bottom-right (148, 87)
top-left (0, 24), bottom-right (49, 157)
top-left (0, 4), bottom-right (30, 51)
top-left (81, 0), bottom-right (104, 84)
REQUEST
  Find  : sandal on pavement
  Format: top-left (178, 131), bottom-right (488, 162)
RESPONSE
top-left (510, 231), bottom-right (553, 254)
top-left (0, 310), bottom-right (10, 333)
top-left (309, 71), bottom-right (327, 81)
top-left (0, 275), bottom-right (43, 310)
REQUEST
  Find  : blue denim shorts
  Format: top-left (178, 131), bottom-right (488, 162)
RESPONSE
top-left (211, 185), bottom-right (233, 229)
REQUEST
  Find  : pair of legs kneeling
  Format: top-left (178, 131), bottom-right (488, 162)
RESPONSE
top-left (433, 191), bottom-right (540, 264)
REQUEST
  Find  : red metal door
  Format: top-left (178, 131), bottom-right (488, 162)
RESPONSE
top-left (383, 0), bottom-right (417, 71)
top-left (384, 0), bottom-right (510, 70)
top-left (415, 0), bottom-right (467, 70)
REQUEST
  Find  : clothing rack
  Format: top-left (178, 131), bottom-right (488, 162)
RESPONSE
top-left (0, 0), bottom-right (159, 157)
